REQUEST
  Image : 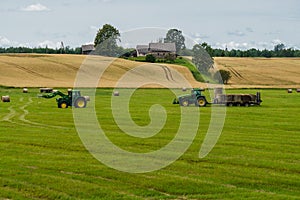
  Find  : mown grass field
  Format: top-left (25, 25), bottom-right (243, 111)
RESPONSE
top-left (0, 87), bottom-right (299, 199)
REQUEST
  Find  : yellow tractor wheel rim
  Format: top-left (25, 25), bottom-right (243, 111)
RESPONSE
top-left (198, 99), bottom-right (205, 106)
top-left (61, 103), bottom-right (67, 109)
top-left (77, 100), bottom-right (85, 108)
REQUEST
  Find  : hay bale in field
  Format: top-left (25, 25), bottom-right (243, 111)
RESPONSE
top-left (2, 96), bottom-right (10, 102)
top-left (40, 88), bottom-right (53, 93)
top-left (84, 96), bottom-right (90, 101)
top-left (113, 91), bottom-right (119, 96)
top-left (287, 89), bottom-right (293, 93)
top-left (23, 87), bottom-right (28, 93)
top-left (182, 87), bottom-right (187, 92)
top-left (296, 89), bottom-right (300, 93)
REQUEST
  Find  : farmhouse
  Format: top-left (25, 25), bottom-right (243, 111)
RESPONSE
top-left (81, 44), bottom-right (95, 54)
top-left (135, 42), bottom-right (176, 59)
top-left (136, 45), bottom-right (149, 56)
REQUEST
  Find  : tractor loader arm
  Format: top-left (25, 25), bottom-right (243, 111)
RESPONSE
top-left (38, 91), bottom-right (67, 99)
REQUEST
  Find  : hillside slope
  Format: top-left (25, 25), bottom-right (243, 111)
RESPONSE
top-left (0, 54), bottom-right (204, 88)
top-left (0, 54), bottom-right (299, 88)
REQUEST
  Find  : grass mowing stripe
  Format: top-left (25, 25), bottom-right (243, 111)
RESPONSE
top-left (0, 88), bottom-right (299, 199)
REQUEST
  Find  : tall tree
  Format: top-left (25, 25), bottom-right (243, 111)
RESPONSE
top-left (94, 24), bottom-right (121, 57)
top-left (192, 44), bottom-right (214, 73)
top-left (164, 29), bottom-right (185, 53)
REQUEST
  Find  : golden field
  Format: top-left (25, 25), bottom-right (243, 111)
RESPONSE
top-left (0, 54), bottom-right (299, 88)
top-left (214, 57), bottom-right (300, 88)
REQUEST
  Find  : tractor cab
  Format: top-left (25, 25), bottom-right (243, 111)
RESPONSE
top-left (191, 88), bottom-right (204, 98)
top-left (68, 89), bottom-right (81, 99)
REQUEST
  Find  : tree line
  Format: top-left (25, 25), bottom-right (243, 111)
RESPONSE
top-left (0, 46), bottom-right (82, 54)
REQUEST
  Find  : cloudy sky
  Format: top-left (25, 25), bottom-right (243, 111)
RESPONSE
top-left (0, 0), bottom-right (299, 50)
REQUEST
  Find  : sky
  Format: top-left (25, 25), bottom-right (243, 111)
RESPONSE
top-left (0, 0), bottom-right (299, 50)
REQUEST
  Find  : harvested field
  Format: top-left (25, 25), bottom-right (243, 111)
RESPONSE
top-left (0, 54), bottom-right (205, 88)
top-left (0, 54), bottom-right (299, 88)
top-left (214, 57), bottom-right (300, 88)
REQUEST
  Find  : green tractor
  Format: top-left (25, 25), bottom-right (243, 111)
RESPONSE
top-left (173, 88), bottom-right (208, 107)
top-left (39, 89), bottom-right (89, 108)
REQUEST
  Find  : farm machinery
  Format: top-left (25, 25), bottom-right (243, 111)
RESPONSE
top-left (39, 89), bottom-right (90, 108)
top-left (173, 88), bottom-right (262, 107)
top-left (173, 88), bottom-right (208, 107)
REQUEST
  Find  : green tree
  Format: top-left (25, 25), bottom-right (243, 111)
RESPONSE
top-left (94, 24), bottom-right (121, 57)
top-left (215, 70), bottom-right (232, 84)
top-left (192, 44), bottom-right (214, 73)
top-left (201, 43), bottom-right (214, 57)
top-left (145, 54), bottom-right (156, 63)
top-left (164, 29), bottom-right (185, 53)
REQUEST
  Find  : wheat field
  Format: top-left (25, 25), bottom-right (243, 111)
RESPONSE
top-left (0, 54), bottom-right (299, 88)
top-left (214, 57), bottom-right (300, 88)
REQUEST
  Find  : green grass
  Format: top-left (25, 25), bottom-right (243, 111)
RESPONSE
top-left (0, 88), bottom-right (299, 199)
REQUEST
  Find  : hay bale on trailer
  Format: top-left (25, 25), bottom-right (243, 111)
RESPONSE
top-left (214, 88), bottom-right (223, 96)
top-left (40, 88), bottom-right (53, 93)
top-left (2, 96), bottom-right (10, 102)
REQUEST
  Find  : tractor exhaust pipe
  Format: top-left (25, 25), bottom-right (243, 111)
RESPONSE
top-left (256, 92), bottom-right (262, 105)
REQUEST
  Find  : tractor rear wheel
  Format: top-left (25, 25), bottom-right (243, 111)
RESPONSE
top-left (75, 97), bottom-right (87, 108)
top-left (197, 97), bottom-right (207, 107)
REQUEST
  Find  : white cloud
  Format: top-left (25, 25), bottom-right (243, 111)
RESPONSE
top-left (38, 40), bottom-right (61, 49)
top-left (0, 36), bottom-right (11, 46)
top-left (272, 39), bottom-right (284, 45)
top-left (190, 32), bottom-right (209, 43)
top-left (21, 3), bottom-right (50, 12)
top-left (227, 30), bottom-right (246, 37)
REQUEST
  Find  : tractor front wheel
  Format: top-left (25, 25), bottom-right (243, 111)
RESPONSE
top-left (58, 101), bottom-right (68, 109)
top-left (75, 97), bottom-right (87, 108)
top-left (180, 99), bottom-right (189, 107)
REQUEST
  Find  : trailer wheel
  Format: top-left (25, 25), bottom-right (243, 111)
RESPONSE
top-left (236, 103), bottom-right (241, 107)
top-left (244, 103), bottom-right (249, 107)
top-left (228, 103), bottom-right (233, 107)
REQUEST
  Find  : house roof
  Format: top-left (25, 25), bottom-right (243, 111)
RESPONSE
top-left (149, 43), bottom-right (176, 53)
top-left (136, 45), bottom-right (149, 54)
top-left (82, 44), bottom-right (95, 52)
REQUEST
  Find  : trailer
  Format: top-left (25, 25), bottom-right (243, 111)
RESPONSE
top-left (213, 92), bottom-right (262, 107)
top-left (174, 88), bottom-right (262, 107)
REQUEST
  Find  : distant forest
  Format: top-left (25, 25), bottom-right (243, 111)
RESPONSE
top-left (0, 43), bottom-right (299, 58)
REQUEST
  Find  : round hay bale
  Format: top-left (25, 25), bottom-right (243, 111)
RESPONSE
top-left (297, 89), bottom-right (300, 93)
top-left (40, 88), bottom-right (53, 93)
top-left (2, 96), bottom-right (10, 102)
top-left (23, 88), bottom-right (28, 93)
top-left (182, 87), bottom-right (187, 92)
top-left (84, 96), bottom-right (90, 101)
top-left (113, 91), bottom-right (119, 96)
top-left (287, 89), bottom-right (293, 93)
